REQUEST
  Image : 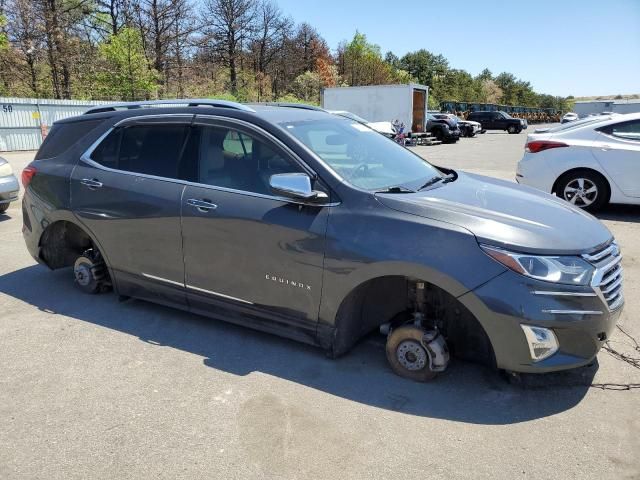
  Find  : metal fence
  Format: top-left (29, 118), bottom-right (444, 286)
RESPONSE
top-left (0, 97), bottom-right (111, 152)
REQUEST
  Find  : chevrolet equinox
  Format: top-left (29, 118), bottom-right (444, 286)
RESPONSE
top-left (21, 100), bottom-right (624, 381)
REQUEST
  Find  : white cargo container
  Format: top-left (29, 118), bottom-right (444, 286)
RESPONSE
top-left (321, 84), bottom-right (429, 133)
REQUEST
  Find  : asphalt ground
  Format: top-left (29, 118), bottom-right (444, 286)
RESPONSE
top-left (1, 129), bottom-right (639, 479)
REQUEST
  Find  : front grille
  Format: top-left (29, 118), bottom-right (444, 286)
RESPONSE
top-left (583, 242), bottom-right (624, 310)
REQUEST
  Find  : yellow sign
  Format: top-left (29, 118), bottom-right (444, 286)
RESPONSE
top-left (32, 111), bottom-right (40, 119)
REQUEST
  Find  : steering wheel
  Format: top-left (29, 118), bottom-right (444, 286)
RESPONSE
top-left (347, 163), bottom-right (369, 179)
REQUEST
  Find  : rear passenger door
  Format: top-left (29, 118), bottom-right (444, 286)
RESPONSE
top-left (180, 117), bottom-right (330, 340)
top-left (71, 116), bottom-right (191, 305)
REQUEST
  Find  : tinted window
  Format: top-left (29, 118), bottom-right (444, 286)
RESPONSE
top-left (194, 125), bottom-right (303, 195)
top-left (91, 129), bottom-right (121, 169)
top-left (35, 119), bottom-right (103, 160)
top-left (118, 125), bottom-right (189, 177)
top-left (600, 120), bottom-right (640, 141)
top-left (90, 124), bottom-right (189, 178)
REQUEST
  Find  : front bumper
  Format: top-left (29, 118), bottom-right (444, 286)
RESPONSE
top-left (458, 268), bottom-right (622, 373)
top-left (444, 129), bottom-right (461, 140)
top-left (0, 174), bottom-right (19, 204)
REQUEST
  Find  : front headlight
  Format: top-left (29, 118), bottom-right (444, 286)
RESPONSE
top-left (481, 245), bottom-right (594, 286)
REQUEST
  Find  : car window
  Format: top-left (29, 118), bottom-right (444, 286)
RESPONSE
top-left (36, 119), bottom-right (103, 160)
top-left (547, 117), bottom-right (611, 133)
top-left (281, 118), bottom-right (442, 191)
top-left (223, 130), bottom-right (253, 155)
top-left (335, 111), bottom-right (369, 123)
top-left (600, 120), bottom-right (640, 141)
top-left (90, 124), bottom-right (189, 179)
top-left (91, 128), bottom-right (121, 169)
top-left (194, 125), bottom-right (303, 195)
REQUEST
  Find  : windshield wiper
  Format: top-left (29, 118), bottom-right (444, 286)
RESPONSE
top-left (419, 173), bottom-right (456, 191)
top-left (375, 185), bottom-right (415, 193)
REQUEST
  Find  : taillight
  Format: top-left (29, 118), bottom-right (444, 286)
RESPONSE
top-left (22, 166), bottom-right (37, 188)
top-left (525, 140), bottom-right (569, 153)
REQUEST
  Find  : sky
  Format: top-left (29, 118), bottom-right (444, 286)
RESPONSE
top-left (275, 0), bottom-right (640, 97)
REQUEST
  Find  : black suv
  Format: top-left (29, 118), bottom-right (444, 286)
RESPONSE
top-left (21, 100), bottom-right (623, 381)
top-left (467, 110), bottom-right (525, 134)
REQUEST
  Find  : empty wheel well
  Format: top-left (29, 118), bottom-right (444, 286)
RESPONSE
top-left (331, 276), bottom-right (495, 366)
top-left (553, 168), bottom-right (611, 200)
top-left (39, 221), bottom-right (94, 269)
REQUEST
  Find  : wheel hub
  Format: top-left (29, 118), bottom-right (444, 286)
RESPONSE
top-left (564, 178), bottom-right (597, 207)
top-left (396, 340), bottom-right (428, 371)
top-left (74, 263), bottom-right (92, 287)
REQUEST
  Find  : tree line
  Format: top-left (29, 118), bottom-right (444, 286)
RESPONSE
top-left (0, 0), bottom-right (572, 112)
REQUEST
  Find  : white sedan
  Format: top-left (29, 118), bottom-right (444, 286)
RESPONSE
top-left (516, 112), bottom-right (640, 211)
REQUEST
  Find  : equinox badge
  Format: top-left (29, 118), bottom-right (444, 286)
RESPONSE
top-left (265, 274), bottom-right (312, 291)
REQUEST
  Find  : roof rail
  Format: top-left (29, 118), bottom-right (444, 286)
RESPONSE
top-left (83, 99), bottom-right (255, 115)
top-left (249, 102), bottom-right (326, 112)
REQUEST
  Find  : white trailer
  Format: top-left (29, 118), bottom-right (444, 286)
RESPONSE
top-left (321, 84), bottom-right (429, 133)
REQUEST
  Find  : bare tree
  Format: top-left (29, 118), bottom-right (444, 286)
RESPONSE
top-left (3, 0), bottom-right (46, 95)
top-left (94, 0), bottom-right (130, 36)
top-left (202, 0), bottom-right (255, 95)
top-left (132, 0), bottom-right (195, 96)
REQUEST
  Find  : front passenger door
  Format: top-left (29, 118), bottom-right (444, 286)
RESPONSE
top-left (180, 119), bottom-right (330, 340)
top-left (593, 120), bottom-right (640, 197)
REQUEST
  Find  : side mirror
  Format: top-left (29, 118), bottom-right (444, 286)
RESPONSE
top-left (269, 173), bottom-right (329, 202)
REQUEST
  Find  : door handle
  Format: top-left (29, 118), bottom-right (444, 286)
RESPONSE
top-left (186, 198), bottom-right (218, 212)
top-left (601, 144), bottom-right (612, 151)
top-left (80, 178), bottom-right (103, 189)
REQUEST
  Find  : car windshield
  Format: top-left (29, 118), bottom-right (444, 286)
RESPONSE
top-left (500, 111), bottom-right (513, 119)
top-left (334, 111), bottom-right (369, 124)
top-left (546, 117), bottom-right (611, 133)
top-left (280, 118), bottom-right (442, 191)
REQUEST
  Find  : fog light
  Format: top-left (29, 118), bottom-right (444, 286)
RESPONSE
top-left (521, 325), bottom-right (559, 362)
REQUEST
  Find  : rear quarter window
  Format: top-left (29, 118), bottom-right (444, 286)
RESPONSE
top-left (598, 120), bottom-right (640, 141)
top-left (35, 119), bottom-right (104, 160)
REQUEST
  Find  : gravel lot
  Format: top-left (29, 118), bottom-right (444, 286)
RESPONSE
top-left (1, 130), bottom-right (639, 479)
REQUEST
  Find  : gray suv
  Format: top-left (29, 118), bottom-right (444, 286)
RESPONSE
top-left (21, 100), bottom-right (623, 381)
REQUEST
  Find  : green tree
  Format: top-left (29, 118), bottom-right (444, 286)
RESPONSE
top-left (476, 68), bottom-right (492, 82)
top-left (399, 49), bottom-right (449, 88)
top-left (340, 31), bottom-right (401, 86)
top-left (95, 27), bottom-right (158, 100)
top-left (292, 70), bottom-right (321, 102)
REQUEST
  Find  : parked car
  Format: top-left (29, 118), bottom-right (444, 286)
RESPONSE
top-left (561, 112), bottom-right (579, 123)
top-left (22, 99), bottom-right (623, 382)
top-left (426, 113), bottom-right (460, 143)
top-left (517, 112), bottom-right (640, 211)
top-left (467, 111), bottom-right (525, 134)
top-left (0, 156), bottom-right (19, 214)
top-left (433, 113), bottom-right (483, 137)
top-left (328, 110), bottom-right (395, 137)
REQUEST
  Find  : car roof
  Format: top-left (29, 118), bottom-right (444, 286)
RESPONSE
top-left (57, 103), bottom-right (336, 126)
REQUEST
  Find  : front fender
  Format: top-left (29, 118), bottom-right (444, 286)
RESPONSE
top-left (316, 202), bottom-right (507, 351)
